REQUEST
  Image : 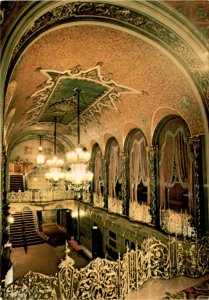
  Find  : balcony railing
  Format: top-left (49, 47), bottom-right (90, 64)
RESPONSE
top-left (8, 189), bottom-right (74, 203)
top-left (93, 193), bottom-right (104, 208)
top-left (108, 196), bottom-right (123, 214)
top-left (160, 208), bottom-right (196, 237)
top-left (129, 201), bottom-right (152, 223)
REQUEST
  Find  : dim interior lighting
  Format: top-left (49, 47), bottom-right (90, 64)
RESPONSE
top-left (36, 135), bottom-right (45, 165)
top-left (45, 117), bottom-right (65, 186)
top-left (65, 87), bottom-right (93, 192)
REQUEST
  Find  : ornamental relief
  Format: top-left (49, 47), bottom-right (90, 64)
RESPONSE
top-left (10, 2), bottom-right (206, 73)
top-left (25, 65), bottom-right (145, 130)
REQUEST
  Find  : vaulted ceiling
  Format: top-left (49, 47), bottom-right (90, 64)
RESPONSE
top-left (1, 1), bottom-right (208, 158)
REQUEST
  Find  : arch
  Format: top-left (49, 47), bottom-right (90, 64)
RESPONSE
top-left (124, 128), bottom-right (147, 153)
top-left (155, 115), bottom-right (192, 214)
top-left (124, 128), bottom-right (149, 204)
top-left (55, 205), bottom-right (63, 210)
top-left (4, 108), bottom-right (16, 137)
top-left (4, 80), bottom-right (17, 115)
top-left (22, 206), bottom-right (31, 212)
top-left (105, 137), bottom-right (122, 201)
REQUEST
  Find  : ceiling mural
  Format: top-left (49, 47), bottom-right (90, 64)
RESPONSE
top-left (26, 65), bottom-right (147, 132)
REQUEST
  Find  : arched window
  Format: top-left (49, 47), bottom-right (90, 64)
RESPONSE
top-left (128, 130), bottom-right (148, 204)
top-left (158, 117), bottom-right (191, 212)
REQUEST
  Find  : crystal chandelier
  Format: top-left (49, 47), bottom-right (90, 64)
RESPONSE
top-left (36, 135), bottom-right (45, 165)
top-left (45, 117), bottom-right (65, 186)
top-left (65, 87), bottom-right (93, 192)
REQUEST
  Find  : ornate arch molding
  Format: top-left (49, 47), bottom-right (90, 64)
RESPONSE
top-left (91, 143), bottom-right (102, 161)
top-left (1, 1), bottom-right (209, 116)
top-left (152, 114), bottom-right (191, 145)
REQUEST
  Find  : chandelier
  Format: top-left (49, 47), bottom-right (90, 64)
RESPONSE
top-left (36, 135), bottom-right (45, 165)
top-left (65, 87), bottom-right (93, 192)
top-left (45, 117), bottom-right (65, 186)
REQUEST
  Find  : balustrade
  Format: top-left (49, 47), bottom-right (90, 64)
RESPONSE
top-left (8, 191), bottom-right (33, 202)
top-left (160, 208), bottom-right (196, 237)
top-left (93, 193), bottom-right (104, 208)
top-left (108, 196), bottom-right (123, 214)
top-left (8, 189), bottom-right (74, 203)
top-left (4, 235), bottom-right (209, 299)
top-left (129, 201), bottom-right (152, 223)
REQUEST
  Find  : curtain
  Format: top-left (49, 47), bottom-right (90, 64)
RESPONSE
top-left (139, 138), bottom-right (148, 187)
top-left (174, 130), bottom-right (189, 188)
top-left (94, 148), bottom-right (102, 195)
top-left (160, 133), bottom-right (175, 187)
top-left (130, 140), bottom-right (140, 201)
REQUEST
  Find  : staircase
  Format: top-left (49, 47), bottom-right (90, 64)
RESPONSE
top-left (9, 212), bottom-right (24, 248)
top-left (22, 211), bottom-right (44, 246)
top-left (10, 175), bottom-right (24, 192)
top-left (10, 211), bottom-right (44, 248)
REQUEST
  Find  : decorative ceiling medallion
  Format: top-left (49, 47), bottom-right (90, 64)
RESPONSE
top-left (139, 114), bottom-right (147, 125)
top-left (26, 65), bottom-right (147, 131)
top-left (180, 96), bottom-right (193, 109)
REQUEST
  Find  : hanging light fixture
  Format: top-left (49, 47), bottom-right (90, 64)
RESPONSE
top-left (36, 135), bottom-right (45, 165)
top-left (65, 87), bottom-right (93, 192)
top-left (45, 117), bottom-right (65, 186)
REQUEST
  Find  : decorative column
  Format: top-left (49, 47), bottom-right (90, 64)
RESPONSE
top-left (89, 158), bottom-right (94, 204)
top-left (189, 136), bottom-right (202, 237)
top-left (102, 156), bottom-right (108, 209)
top-left (121, 151), bottom-right (129, 216)
top-left (147, 145), bottom-right (158, 226)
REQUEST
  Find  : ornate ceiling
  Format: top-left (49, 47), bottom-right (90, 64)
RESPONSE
top-left (0, 1), bottom-right (208, 157)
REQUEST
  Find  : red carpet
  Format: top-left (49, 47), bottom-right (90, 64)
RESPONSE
top-left (163, 279), bottom-right (209, 299)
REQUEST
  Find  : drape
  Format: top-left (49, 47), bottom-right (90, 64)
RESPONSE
top-left (129, 137), bottom-right (148, 201)
top-left (139, 138), bottom-right (148, 187)
top-left (160, 129), bottom-right (189, 188)
top-left (160, 133), bottom-right (175, 187)
top-left (94, 148), bottom-right (102, 195)
top-left (174, 130), bottom-right (189, 188)
top-left (108, 143), bottom-right (121, 198)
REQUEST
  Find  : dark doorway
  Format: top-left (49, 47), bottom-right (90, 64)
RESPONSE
top-left (92, 225), bottom-right (103, 259)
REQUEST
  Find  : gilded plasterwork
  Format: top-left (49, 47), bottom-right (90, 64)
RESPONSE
top-left (26, 66), bottom-right (145, 131)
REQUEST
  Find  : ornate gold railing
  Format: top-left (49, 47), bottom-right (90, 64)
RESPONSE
top-left (8, 189), bottom-right (74, 203)
top-left (108, 197), bottom-right (123, 214)
top-left (160, 208), bottom-right (196, 237)
top-left (3, 235), bottom-right (209, 299)
top-left (129, 201), bottom-right (152, 223)
top-left (93, 193), bottom-right (104, 208)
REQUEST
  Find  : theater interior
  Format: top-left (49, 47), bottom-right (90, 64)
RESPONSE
top-left (0, 1), bottom-right (209, 299)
